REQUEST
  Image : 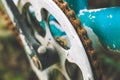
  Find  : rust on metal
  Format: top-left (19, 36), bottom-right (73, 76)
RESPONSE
top-left (53, 0), bottom-right (102, 80)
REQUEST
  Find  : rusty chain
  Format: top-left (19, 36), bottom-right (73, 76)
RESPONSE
top-left (0, 0), bottom-right (102, 79)
top-left (53, 0), bottom-right (102, 80)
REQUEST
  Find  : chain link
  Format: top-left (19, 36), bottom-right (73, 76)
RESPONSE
top-left (54, 0), bottom-right (102, 80)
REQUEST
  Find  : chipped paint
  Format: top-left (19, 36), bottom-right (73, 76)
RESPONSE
top-left (110, 14), bottom-right (113, 18)
top-left (107, 14), bottom-right (113, 18)
top-left (87, 8), bottom-right (106, 13)
top-left (79, 9), bottom-right (87, 16)
top-left (92, 16), bottom-right (95, 18)
top-left (79, 8), bottom-right (106, 16)
top-left (78, 7), bottom-right (120, 51)
top-left (113, 44), bottom-right (116, 48)
top-left (89, 15), bottom-right (96, 19)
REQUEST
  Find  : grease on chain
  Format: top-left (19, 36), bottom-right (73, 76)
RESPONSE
top-left (53, 0), bottom-right (102, 80)
top-left (0, 7), bottom-right (22, 44)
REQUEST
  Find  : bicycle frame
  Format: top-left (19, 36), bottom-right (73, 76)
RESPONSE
top-left (66, 0), bottom-right (120, 51)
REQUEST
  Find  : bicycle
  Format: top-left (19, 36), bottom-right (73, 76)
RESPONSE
top-left (1, 0), bottom-right (120, 80)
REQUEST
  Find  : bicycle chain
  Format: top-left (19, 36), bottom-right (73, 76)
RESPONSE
top-left (0, 0), bottom-right (102, 79)
top-left (53, 0), bottom-right (102, 80)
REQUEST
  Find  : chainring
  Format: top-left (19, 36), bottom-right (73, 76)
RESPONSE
top-left (1, 0), bottom-right (102, 80)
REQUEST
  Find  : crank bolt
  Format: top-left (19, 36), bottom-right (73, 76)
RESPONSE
top-left (32, 56), bottom-right (41, 69)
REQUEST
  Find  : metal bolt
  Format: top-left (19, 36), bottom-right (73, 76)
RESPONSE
top-left (32, 56), bottom-right (42, 70)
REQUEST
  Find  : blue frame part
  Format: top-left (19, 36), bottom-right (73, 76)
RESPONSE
top-left (78, 7), bottom-right (120, 50)
top-left (65, 0), bottom-right (120, 51)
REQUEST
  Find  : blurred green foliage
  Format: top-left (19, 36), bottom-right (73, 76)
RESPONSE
top-left (0, 21), bottom-right (38, 80)
top-left (0, 0), bottom-right (38, 80)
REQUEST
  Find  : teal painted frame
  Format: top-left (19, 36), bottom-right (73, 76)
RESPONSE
top-left (65, 0), bottom-right (120, 50)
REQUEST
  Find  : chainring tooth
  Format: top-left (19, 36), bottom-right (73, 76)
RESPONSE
top-left (53, 0), bottom-right (102, 80)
